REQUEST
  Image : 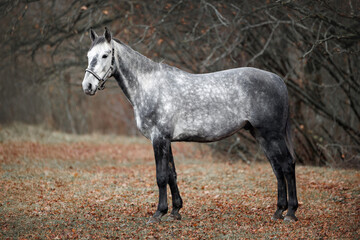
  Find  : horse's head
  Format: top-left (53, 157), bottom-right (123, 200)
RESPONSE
top-left (82, 27), bottom-right (114, 95)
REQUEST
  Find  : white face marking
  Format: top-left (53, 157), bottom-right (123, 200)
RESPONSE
top-left (82, 42), bottom-right (112, 95)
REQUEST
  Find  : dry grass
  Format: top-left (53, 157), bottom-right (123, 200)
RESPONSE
top-left (0, 124), bottom-right (359, 239)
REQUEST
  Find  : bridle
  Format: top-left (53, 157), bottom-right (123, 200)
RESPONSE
top-left (85, 47), bottom-right (115, 90)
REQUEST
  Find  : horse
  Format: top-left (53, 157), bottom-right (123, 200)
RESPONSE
top-left (82, 27), bottom-right (298, 223)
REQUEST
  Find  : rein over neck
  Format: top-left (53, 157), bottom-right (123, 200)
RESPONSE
top-left (85, 46), bottom-right (115, 90)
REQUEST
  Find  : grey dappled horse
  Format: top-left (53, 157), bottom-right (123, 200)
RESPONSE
top-left (82, 28), bottom-right (298, 223)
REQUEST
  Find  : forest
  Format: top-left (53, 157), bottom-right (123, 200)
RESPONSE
top-left (1, 0), bottom-right (359, 166)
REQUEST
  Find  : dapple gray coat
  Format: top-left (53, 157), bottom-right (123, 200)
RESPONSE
top-left (82, 28), bottom-right (298, 223)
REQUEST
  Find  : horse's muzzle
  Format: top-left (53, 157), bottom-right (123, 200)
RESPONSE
top-left (84, 88), bottom-right (96, 96)
top-left (83, 81), bottom-right (97, 96)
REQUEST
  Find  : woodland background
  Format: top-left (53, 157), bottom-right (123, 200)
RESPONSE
top-left (0, 0), bottom-right (359, 167)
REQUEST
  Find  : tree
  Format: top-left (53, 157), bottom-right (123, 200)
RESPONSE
top-left (0, 0), bottom-right (359, 166)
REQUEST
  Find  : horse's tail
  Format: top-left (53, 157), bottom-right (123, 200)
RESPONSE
top-left (285, 106), bottom-right (295, 163)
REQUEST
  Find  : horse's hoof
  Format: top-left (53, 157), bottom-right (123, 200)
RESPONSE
top-left (167, 213), bottom-right (181, 221)
top-left (147, 216), bottom-right (161, 224)
top-left (271, 210), bottom-right (284, 220)
top-left (284, 215), bottom-right (298, 222)
top-left (271, 214), bottom-right (284, 220)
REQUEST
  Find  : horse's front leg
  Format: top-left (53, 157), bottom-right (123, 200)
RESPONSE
top-left (147, 136), bottom-right (170, 224)
top-left (167, 145), bottom-right (183, 221)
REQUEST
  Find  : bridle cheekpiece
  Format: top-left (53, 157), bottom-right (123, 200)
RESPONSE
top-left (85, 47), bottom-right (115, 90)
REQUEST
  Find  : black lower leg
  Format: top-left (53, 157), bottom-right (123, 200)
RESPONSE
top-left (273, 176), bottom-right (288, 219)
top-left (148, 137), bottom-right (170, 223)
top-left (167, 145), bottom-right (182, 220)
top-left (284, 163), bottom-right (298, 221)
top-left (256, 131), bottom-right (292, 221)
top-left (271, 163), bottom-right (288, 220)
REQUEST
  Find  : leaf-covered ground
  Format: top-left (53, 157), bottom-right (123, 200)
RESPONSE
top-left (0, 125), bottom-right (359, 239)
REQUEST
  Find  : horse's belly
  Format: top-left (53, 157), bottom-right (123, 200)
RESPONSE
top-left (171, 117), bottom-right (247, 142)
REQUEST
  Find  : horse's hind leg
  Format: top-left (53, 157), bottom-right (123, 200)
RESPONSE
top-left (255, 130), bottom-right (298, 221)
top-left (167, 144), bottom-right (183, 221)
top-left (283, 161), bottom-right (298, 221)
top-left (269, 160), bottom-right (288, 220)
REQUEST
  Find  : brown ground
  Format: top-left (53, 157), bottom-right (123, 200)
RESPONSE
top-left (0, 124), bottom-right (359, 239)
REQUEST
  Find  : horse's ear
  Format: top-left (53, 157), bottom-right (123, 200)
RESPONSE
top-left (90, 28), bottom-right (98, 42)
top-left (104, 27), bottom-right (112, 43)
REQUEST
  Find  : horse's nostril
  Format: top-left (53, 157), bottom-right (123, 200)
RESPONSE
top-left (88, 83), bottom-right (92, 90)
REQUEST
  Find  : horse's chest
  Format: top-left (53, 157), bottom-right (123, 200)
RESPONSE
top-left (134, 107), bottom-right (156, 139)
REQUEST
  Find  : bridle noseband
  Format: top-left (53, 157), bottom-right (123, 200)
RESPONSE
top-left (85, 47), bottom-right (115, 90)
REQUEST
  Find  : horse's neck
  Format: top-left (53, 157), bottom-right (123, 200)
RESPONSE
top-left (113, 40), bottom-right (159, 106)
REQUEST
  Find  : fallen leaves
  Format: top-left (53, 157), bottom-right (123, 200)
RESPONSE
top-left (0, 137), bottom-right (359, 239)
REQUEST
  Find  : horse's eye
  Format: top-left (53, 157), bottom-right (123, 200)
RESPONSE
top-left (102, 54), bottom-right (108, 59)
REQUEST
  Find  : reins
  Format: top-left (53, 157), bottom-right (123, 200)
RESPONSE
top-left (85, 46), bottom-right (115, 90)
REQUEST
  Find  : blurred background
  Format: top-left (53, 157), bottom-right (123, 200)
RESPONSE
top-left (0, 0), bottom-right (359, 167)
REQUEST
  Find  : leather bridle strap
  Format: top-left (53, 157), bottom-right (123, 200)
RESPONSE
top-left (85, 47), bottom-right (115, 90)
